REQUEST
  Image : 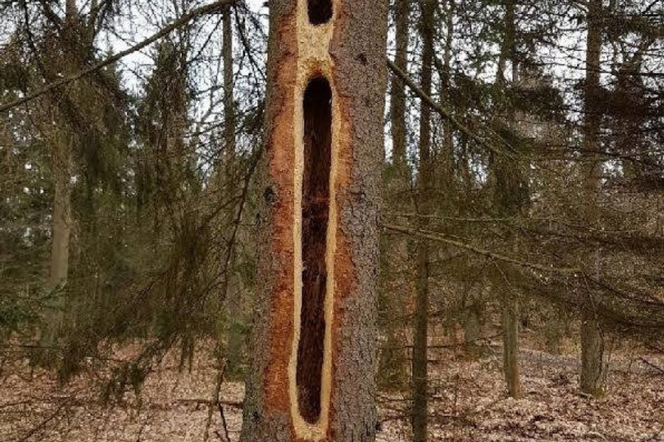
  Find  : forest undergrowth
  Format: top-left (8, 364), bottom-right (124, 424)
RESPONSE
top-left (1, 337), bottom-right (662, 442)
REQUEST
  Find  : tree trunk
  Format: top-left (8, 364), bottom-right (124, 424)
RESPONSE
top-left (412, 1), bottom-right (434, 440)
top-left (580, 317), bottom-right (606, 396)
top-left (494, 0), bottom-right (524, 399)
top-left (463, 298), bottom-right (481, 349)
top-left (43, 132), bottom-right (73, 349)
top-left (39, 0), bottom-right (80, 356)
top-left (580, 0), bottom-right (606, 397)
top-left (389, 0), bottom-right (408, 170)
top-left (221, 6), bottom-right (245, 378)
top-left (412, 244), bottom-right (429, 442)
top-left (66, 0), bottom-right (77, 21)
top-left (48, 137), bottom-right (73, 292)
top-left (439, 0), bottom-right (455, 193)
top-left (378, 0), bottom-right (411, 394)
top-left (222, 7), bottom-right (236, 175)
top-left (239, 1), bottom-right (387, 441)
top-left (502, 296), bottom-right (521, 398)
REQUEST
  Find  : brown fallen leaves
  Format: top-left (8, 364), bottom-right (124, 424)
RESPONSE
top-left (1, 340), bottom-right (662, 442)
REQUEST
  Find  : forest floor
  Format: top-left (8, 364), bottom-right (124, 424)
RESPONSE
top-left (1, 339), bottom-right (662, 442)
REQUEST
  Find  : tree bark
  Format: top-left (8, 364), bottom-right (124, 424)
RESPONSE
top-left (494, 0), bottom-right (524, 399)
top-left (580, 317), bottom-right (606, 396)
top-left (66, 0), bottom-right (78, 21)
top-left (239, 1), bottom-right (387, 441)
top-left (412, 1), bottom-right (434, 440)
top-left (463, 298), bottom-right (481, 349)
top-left (378, 0), bottom-right (411, 394)
top-left (221, 6), bottom-right (245, 378)
top-left (43, 132), bottom-right (73, 347)
top-left (412, 242), bottom-right (429, 442)
top-left (41, 3), bottom-right (80, 350)
top-left (502, 296), bottom-right (521, 398)
top-left (223, 8), bottom-right (236, 169)
top-left (389, 0), bottom-right (408, 169)
top-left (439, 0), bottom-right (454, 193)
top-left (580, 0), bottom-right (606, 398)
top-left (48, 136), bottom-right (72, 293)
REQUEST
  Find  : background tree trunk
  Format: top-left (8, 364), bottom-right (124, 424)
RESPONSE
top-left (412, 1), bottom-right (434, 440)
top-left (222, 5), bottom-right (236, 173)
top-left (502, 296), bottom-right (521, 398)
top-left (48, 134), bottom-right (72, 293)
top-left (390, 0), bottom-right (408, 171)
top-left (494, 0), bottom-right (524, 399)
top-left (240, 0), bottom-right (387, 440)
top-left (220, 6), bottom-right (245, 379)
top-left (580, 0), bottom-right (606, 397)
top-left (41, 1), bottom-right (80, 352)
top-left (43, 131), bottom-right (73, 349)
top-left (378, 0), bottom-right (411, 394)
top-left (463, 298), bottom-right (481, 349)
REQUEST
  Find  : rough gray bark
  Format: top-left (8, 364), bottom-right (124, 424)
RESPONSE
top-left (412, 1), bottom-right (434, 440)
top-left (239, 0), bottom-right (387, 440)
top-left (580, 0), bottom-right (606, 397)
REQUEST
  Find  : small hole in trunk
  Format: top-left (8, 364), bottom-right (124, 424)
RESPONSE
top-left (308, 0), bottom-right (332, 25)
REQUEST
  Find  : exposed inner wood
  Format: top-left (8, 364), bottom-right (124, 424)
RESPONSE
top-left (296, 76), bottom-right (332, 425)
top-left (307, 0), bottom-right (332, 25)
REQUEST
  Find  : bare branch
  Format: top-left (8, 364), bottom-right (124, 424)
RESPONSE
top-left (386, 57), bottom-right (516, 160)
top-left (0, 0), bottom-right (237, 114)
top-left (381, 223), bottom-right (581, 274)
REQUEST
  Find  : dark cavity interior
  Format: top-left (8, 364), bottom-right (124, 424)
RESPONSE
top-left (307, 0), bottom-right (332, 25)
top-left (297, 77), bottom-right (332, 424)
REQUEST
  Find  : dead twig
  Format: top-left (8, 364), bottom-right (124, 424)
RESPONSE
top-left (639, 357), bottom-right (664, 375)
top-left (216, 400), bottom-right (231, 442)
top-left (203, 359), bottom-right (226, 442)
top-left (178, 398), bottom-right (243, 409)
top-left (382, 223), bottom-right (581, 274)
top-left (0, 0), bottom-right (237, 114)
top-left (16, 396), bottom-right (73, 442)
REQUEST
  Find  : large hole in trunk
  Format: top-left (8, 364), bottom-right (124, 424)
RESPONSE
top-left (307, 0), bottom-right (332, 25)
top-left (297, 76), bottom-right (332, 424)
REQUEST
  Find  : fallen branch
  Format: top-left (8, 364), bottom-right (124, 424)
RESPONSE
top-left (16, 396), bottom-right (73, 442)
top-left (380, 333), bottom-right (502, 350)
top-left (203, 360), bottom-right (226, 442)
top-left (640, 357), bottom-right (664, 375)
top-left (216, 400), bottom-right (231, 442)
top-left (178, 398), bottom-right (244, 409)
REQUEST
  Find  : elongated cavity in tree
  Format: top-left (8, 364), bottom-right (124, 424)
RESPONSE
top-left (308, 0), bottom-right (332, 25)
top-left (297, 76), bottom-right (332, 424)
top-left (238, 0), bottom-right (387, 440)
